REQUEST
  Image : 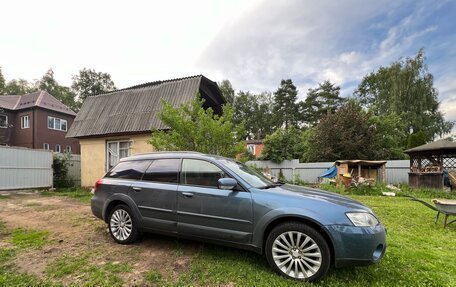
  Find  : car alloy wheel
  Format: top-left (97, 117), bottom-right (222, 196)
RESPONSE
top-left (265, 222), bottom-right (330, 282)
top-left (110, 209), bottom-right (133, 241)
top-left (108, 204), bottom-right (139, 244)
top-left (272, 231), bottom-right (322, 279)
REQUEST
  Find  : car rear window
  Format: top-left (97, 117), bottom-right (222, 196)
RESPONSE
top-left (105, 160), bottom-right (151, 180)
top-left (142, 159), bottom-right (181, 183)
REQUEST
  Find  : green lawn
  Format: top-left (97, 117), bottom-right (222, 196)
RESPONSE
top-left (1, 187), bottom-right (455, 286)
top-left (169, 195), bottom-right (455, 287)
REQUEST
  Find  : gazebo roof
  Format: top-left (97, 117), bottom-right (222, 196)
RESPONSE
top-left (405, 140), bottom-right (456, 154)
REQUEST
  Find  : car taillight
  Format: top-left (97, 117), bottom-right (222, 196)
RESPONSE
top-left (93, 178), bottom-right (103, 193)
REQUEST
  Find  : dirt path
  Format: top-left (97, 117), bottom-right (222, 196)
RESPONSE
top-left (0, 192), bottom-right (197, 286)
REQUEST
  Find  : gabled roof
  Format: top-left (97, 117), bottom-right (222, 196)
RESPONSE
top-left (66, 75), bottom-right (224, 138)
top-left (0, 91), bottom-right (76, 116)
top-left (405, 140), bottom-right (456, 154)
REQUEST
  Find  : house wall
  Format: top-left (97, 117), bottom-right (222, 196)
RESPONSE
top-left (79, 133), bottom-right (153, 187)
top-left (0, 107), bottom-right (80, 154)
top-left (34, 109), bottom-right (80, 154)
top-left (12, 109), bottom-right (34, 148)
top-left (0, 109), bottom-right (17, 145)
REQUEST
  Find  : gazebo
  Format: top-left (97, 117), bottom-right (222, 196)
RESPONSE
top-left (405, 140), bottom-right (456, 189)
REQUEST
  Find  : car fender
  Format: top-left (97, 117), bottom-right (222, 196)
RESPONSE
top-left (252, 207), bottom-right (335, 250)
top-left (102, 193), bottom-right (143, 224)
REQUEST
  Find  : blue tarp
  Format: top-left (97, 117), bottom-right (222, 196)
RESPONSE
top-left (319, 165), bottom-right (337, 179)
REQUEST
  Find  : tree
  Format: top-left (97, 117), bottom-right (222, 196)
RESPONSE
top-left (369, 113), bottom-right (407, 159)
top-left (261, 126), bottom-right (303, 163)
top-left (2, 79), bottom-right (37, 95)
top-left (233, 91), bottom-right (275, 139)
top-left (306, 102), bottom-right (377, 162)
top-left (273, 79), bottom-right (299, 128)
top-left (302, 80), bottom-right (346, 126)
top-left (71, 68), bottom-right (116, 102)
top-left (0, 67), bottom-right (5, 94)
top-left (355, 49), bottom-right (453, 142)
top-left (149, 95), bottom-right (245, 158)
top-left (218, 79), bottom-right (235, 104)
top-left (39, 69), bottom-right (78, 111)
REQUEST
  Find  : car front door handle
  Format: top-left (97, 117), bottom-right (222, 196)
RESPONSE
top-left (132, 186), bottom-right (142, 192)
top-left (182, 192), bottom-right (194, 198)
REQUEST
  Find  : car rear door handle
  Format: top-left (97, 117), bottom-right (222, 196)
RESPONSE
top-left (182, 192), bottom-right (194, 198)
top-left (132, 186), bottom-right (142, 192)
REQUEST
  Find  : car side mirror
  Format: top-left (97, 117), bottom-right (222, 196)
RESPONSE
top-left (218, 178), bottom-right (237, 190)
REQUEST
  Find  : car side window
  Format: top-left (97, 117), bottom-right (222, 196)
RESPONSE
top-left (105, 160), bottom-right (151, 180)
top-left (142, 159), bottom-right (181, 183)
top-left (181, 159), bottom-right (225, 188)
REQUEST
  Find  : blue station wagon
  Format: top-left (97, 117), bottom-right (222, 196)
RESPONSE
top-left (91, 152), bottom-right (386, 281)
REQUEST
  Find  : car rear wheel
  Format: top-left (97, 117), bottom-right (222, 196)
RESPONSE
top-left (265, 222), bottom-right (330, 282)
top-left (108, 204), bottom-right (139, 244)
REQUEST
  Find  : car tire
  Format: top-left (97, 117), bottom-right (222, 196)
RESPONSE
top-left (108, 204), bottom-right (140, 244)
top-left (265, 222), bottom-right (330, 282)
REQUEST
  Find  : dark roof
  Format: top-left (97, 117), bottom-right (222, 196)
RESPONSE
top-left (0, 91), bottom-right (76, 116)
top-left (405, 140), bottom-right (456, 154)
top-left (66, 75), bottom-right (224, 138)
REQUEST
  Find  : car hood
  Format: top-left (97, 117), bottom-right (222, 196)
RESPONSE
top-left (266, 184), bottom-right (371, 211)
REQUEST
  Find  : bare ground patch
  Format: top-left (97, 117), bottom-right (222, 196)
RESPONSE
top-left (0, 192), bottom-right (199, 286)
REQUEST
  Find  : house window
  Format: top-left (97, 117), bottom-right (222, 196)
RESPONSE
top-left (48, 116), bottom-right (67, 131)
top-left (106, 140), bottom-right (132, 171)
top-left (43, 143), bottom-right (49, 150)
top-left (55, 144), bottom-right (61, 153)
top-left (21, 115), bottom-right (30, 129)
top-left (0, 115), bottom-right (7, 128)
top-left (66, 146), bottom-right (72, 153)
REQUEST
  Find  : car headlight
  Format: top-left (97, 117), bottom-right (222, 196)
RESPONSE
top-left (346, 212), bottom-right (379, 227)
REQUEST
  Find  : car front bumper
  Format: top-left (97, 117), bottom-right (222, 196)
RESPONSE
top-left (326, 223), bottom-right (386, 268)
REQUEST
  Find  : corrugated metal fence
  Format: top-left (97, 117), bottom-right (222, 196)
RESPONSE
top-left (246, 159), bottom-right (410, 184)
top-left (0, 146), bottom-right (53, 190)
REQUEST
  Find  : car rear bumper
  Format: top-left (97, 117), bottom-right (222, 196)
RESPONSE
top-left (91, 196), bottom-right (104, 220)
top-left (326, 224), bottom-right (386, 268)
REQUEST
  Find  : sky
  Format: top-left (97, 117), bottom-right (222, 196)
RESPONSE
top-left (1, 0), bottom-right (455, 122)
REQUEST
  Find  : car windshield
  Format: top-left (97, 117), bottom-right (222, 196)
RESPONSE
top-left (219, 159), bottom-right (275, 188)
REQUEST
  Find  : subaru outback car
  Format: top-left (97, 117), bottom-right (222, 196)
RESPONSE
top-left (91, 152), bottom-right (386, 282)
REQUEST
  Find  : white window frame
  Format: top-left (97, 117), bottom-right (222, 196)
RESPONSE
top-left (55, 144), bottom-right (61, 153)
top-left (106, 140), bottom-right (132, 171)
top-left (43, 143), bottom-right (49, 150)
top-left (65, 145), bottom-right (72, 153)
top-left (21, 115), bottom-right (30, 129)
top-left (47, 116), bottom-right (68, 131)
top-left (0, 114), bottom-right (7, 128)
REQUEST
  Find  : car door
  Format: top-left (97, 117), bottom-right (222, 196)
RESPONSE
top-left (177, 158), bottom-right (253, 244)
top-left (128, 158), bottom-right (181, 234)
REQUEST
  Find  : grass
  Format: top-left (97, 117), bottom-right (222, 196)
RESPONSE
top-left (169, 193), bottom-right (456, 287)
top-left (41, 187), bottom-right (92, 203)
top-left (0, 195), bottom-right (9, 200)
top-left (319, 182), bottom-right (456, 199)
top-left (45, 254), bottom-right (133, 287)
top-left (3, 185), bottom-right (456, 286)
top-left (0, 223), bottom-right (57, 287)
top-left (144, 269), bottom-right (163, 283)
top-left (10, 228), bottom-right (49, 249)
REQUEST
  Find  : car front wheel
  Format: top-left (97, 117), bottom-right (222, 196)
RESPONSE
top-left (265, 222), bottom-right (330, 282)
top-left (108, 204), bottom-right (139, 244)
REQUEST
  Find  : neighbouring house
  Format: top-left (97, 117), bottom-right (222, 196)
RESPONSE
top-left (0, 91), bottom-right (80, 154)
top-left (246, 139), bottom-right (264, 158)
top-left (66, 75), bottom-right (225, 187)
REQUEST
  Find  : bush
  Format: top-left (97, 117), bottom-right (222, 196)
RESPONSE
top-left (53, 153), bottom-right (74, 188)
